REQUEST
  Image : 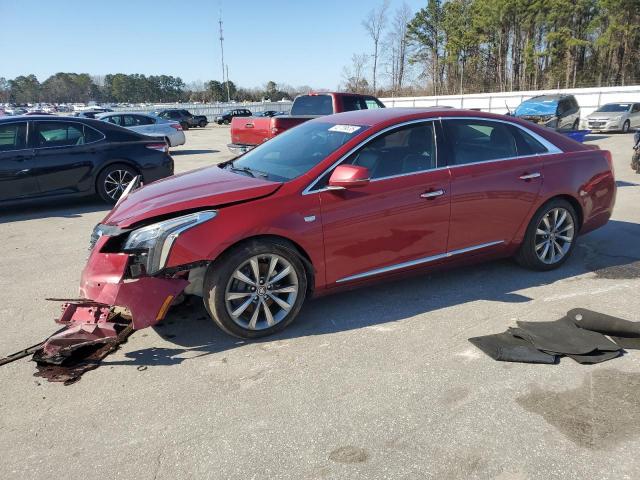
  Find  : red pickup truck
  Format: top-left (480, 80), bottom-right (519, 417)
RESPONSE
top-left (228, 92), bottom-right (385, 153)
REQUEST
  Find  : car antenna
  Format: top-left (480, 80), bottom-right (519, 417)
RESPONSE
top-left (505, 101), bottom-right (512, 116)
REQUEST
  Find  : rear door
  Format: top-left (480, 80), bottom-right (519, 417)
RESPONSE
top-left (316, 121), bottom-right (451, 285)
top-left (0, 121), bottom-right (39, 201)
top-left (122, 114), bottom-right (155, 135)
top-left (32, 120), bottom-right (104, 196)
top-left (441, 118), bottom-right (548, 253)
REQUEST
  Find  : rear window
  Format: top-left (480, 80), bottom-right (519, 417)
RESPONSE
top-left (291, 95), bottom-right (334, 115)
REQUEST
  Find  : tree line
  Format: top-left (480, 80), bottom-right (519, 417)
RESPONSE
top-left (345, 0), bottom-right (640, 97)
top-left (0, 73), bottom-right (308, 104)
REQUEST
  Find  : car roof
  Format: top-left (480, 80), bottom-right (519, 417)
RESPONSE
top-left (310, 107), bottom-right (504, 127)
top-left (524, 94), bottom-right (573, 102)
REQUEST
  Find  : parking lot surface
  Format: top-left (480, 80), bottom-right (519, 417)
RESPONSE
top-left (1, 126), bottom-right (639, 480)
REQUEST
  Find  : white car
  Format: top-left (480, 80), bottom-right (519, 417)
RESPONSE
top-left (582, 102), bottom-right (640, 133)
top-left (97, 112), bottom-right (186, 147)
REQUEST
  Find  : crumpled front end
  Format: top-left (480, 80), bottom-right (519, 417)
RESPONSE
top-left (36, 233), bottom-right (190, 365)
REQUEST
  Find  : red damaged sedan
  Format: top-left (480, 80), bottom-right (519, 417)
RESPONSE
top-left (43, 108), bottom-right (616, 354)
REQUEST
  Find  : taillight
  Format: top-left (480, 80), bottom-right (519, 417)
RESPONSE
top-left (146, 143), bottom-right (168, 153)
top-left (170, 123), bottom-right (182, 131)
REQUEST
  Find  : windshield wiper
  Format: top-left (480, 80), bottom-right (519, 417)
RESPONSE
top-left (226, 163), bottom-right (268, 178)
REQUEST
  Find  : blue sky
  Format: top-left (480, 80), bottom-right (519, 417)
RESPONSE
top-left (0, 0), bottom-right (426, 89)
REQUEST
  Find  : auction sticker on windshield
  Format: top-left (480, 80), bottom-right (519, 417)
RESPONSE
top-left (328, 125), bottom-right (362, 134)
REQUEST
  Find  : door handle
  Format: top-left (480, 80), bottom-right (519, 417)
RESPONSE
top-left (17, 169), bottom-right (30, 175)
top-left (245, 123), bottom-right (254, 128)
top-left (519, 172), bottom-right (541, 180)
top-left (420, 189), bottom-right (445, 199)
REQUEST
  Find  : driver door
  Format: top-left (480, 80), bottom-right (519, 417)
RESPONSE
top-left (316, 121), bottom-right (451, 285)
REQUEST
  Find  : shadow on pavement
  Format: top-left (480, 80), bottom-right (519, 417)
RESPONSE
top-left (172, 149), bottom-right (219, 155)
top-left (0, 197), bottom-right (109, 224)
top-left (108, 219), bottom-right (640, 368)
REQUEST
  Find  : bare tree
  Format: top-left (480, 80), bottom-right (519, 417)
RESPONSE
top-left (389, 2), bottom-right (412, 94)
top-left (342, 53), bottom-right (370, 93)
top-left (362, 0), bottom-right (390, 95)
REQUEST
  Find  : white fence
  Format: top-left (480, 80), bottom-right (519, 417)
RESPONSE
top-left (379, 85), bottom-right (640, 117)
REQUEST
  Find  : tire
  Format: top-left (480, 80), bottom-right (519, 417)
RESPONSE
top-left (515, 198), bottom-right (578, 271)
top-left (203, 239), bottom-right (308, 339)
top-left (180, 122), bottom-right (189, 130)
top-left (198, 120), bottom-right (207, 128)
top-left (622, 120), bottom-right (631, 133)
top-left (96, 163), bottom-right (138, 204)
top-left (223, 119), bottom-right (230, 125)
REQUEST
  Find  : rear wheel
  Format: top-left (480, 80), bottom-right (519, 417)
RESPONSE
top-left (180, 122), bottom-right (189, 130)
top-left (198, 119), bottom-right (207, 128)
top-left (223, 119), bottom-right (230, 125)
top-left (203, 240), bottom-right (308, 338)
top-left (515, 199), bottom-right (578, 271)
top-left (96, 163), bottom-right (137, 204)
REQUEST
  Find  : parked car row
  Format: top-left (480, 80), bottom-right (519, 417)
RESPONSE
top-left (508, 94), bottom-right (640, 134)
top-left (0, 116), bottom-right (173, 205)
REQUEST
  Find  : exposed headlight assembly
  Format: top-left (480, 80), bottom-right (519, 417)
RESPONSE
top-left (123, 210), bottom-right (217, 275)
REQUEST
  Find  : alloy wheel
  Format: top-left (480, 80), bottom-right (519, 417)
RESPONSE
top-left (103, 169), bottom-right (135, 200)
top-left (224, 254), bottom-right (299, 331)
top-left (535, 207), bottom-right (575, 264)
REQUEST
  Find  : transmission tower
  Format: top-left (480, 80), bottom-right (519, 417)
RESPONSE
top-left (218, 12), bottom-right (230, 102)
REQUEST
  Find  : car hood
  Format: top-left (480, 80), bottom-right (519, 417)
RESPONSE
top-left (587, 113), bottom-right (624, 119)
top-left (102, 165), bottom-right (282, 227)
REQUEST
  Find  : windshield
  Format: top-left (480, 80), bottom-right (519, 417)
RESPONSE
top-left (595, 103), bottom-right (631, 113)
top-left (228, 121), bottom-right (367, 181)
top-left (515, 99), bottom-right (558, 116)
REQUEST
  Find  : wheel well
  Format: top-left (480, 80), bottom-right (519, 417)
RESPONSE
top-left (94, 161), bottom-right (141, 193)
top-left (551, 194), bottom-right (584, 228)
top-left (217, 234), bottom-right (315, 295)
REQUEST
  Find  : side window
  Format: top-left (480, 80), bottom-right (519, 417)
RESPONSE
top-left (443, 119), bottom-right (517, 165)
top-left (509, 125), bottom-right (548, 156)
top-left (180, 110), bottom-right (191, 116)
top-left (136, 115), bottom-right (154, 125)
top-left (345, 122), bottom-right (436, 179)
top-left (0, 122), bottom-right (27, 151)
top-left (105, 115), bottom-right (121, 125)
top-left (122, 115), bottom-right (137, 127)
top-left (633, 104), bottom-right (640, 113)
top-left (170, 111), bottom-right (181, 119)
top-left (342, 96), bottom-right (367, 111)
top-left (365, 99), bottom-right (382, 109)
top-left (35, 122), bottom-right (86, 148)
top-left (83, 125), bottom-right (104, 143)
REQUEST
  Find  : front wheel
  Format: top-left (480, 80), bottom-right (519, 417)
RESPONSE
top-left (198, 120), bottom-right (207, 128)
top-left (96, 163), bottom-right (137, 204)
top-left (622, 120), bottom-right (631, 133)
top-left (203, 240), bottom-right (308, 338)
top-left (515, 199), bottom-right (578, 271)
top-left (223, 119), bottom-right (230, 125)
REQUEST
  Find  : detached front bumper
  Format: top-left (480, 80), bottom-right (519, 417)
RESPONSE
top-left (38, 237), bottom-right (189, 364)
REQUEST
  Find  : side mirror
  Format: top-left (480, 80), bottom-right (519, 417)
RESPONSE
top-left (327, 165), bottom-right (371, 190)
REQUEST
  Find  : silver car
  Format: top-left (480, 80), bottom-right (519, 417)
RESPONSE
top-left (582, 102), bottom-right (640, 133)
top-left (97, 112), bottom-right (186, 147)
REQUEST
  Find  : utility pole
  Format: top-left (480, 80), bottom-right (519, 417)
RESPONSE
top-left (225, 65), bottom-right (231, 102)
top-left (218, 11), bottom-right (229, 102)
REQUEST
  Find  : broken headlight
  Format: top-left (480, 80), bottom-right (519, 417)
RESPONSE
top-left (123, 210), bottom-right (217, 275)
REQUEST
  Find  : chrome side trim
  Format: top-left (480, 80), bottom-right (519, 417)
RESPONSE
top-left (335, 240), bottom-right (504, 283)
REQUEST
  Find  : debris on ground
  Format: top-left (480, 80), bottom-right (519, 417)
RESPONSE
top-left (469, 309), bottom-right (640, 365)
